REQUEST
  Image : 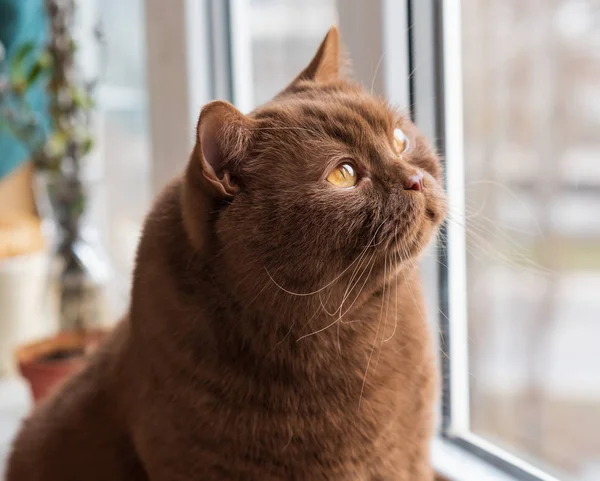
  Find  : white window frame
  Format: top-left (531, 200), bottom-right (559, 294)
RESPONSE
top-left (143, 0), bottom-right (253, 195)
top-left (141, 1), bottom-right (563, 480)
top-left (144, 0), bottom-right (218, 195)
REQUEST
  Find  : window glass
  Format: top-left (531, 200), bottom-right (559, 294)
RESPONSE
top-left (462, 1), bottom-right (600, 479)
top-left (97, 0), bottom-right (151, 313)
top-left (248, 0), bottom-right (338, 107)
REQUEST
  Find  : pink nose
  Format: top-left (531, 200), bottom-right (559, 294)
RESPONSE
top-left (404, 171), bottom-right (424, 191)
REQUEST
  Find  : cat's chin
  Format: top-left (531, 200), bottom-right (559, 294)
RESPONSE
top-left (387, 217), bottom-right (437, 264)
top-left (389, 236), bottom-right (426, 264)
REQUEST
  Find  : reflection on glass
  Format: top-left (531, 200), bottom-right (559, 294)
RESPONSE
top-left (462, 1), bottom-right (600, 480)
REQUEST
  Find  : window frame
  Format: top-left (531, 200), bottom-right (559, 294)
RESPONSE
top-left (144, 0), bottom-right (226, 195)
top-left (411, 1), bottom-right (562, 481)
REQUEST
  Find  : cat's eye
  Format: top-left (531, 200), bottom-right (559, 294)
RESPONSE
top-left (326, 163), bottom-right (358, 189)
top-left (394, 128), bottom-right (409, 154)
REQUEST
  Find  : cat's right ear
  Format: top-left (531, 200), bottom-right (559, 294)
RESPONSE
top-left (192, 100), bottom-right (254, 198)
top-left (183, 101), bottom-right (254, 251)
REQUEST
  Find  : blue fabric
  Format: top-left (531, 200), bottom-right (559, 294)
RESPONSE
top-left (0, 0), bottom-right (48, 179)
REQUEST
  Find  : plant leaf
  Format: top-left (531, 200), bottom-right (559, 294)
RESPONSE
top-left (81, 135), bottom-right (94, 155)
top-left (71, 87), bottom-right (93, 109)
top-left (38, 50), bottom-right (53, 69)
top-left (46, 130), bottom-right (68, 158)
top-left (10, 41), bottom-right (36, 70)
top-left (26, 60), bottom-right (47, 87)
top-left (10, 71), bottom-right (26, 95)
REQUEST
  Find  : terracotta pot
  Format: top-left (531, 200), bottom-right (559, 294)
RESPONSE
top-left (16, 329), bottom-right (107, 403)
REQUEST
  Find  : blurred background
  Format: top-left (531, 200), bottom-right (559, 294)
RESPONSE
top-left (0, 1), bottom-right (598, 480)
top-left (462, 1), bottom-right (600, 479)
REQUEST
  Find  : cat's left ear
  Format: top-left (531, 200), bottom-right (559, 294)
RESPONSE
top-left (192, 100), bottom-right (255, 198)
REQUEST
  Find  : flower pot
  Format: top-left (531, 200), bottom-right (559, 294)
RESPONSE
top-left (0, 251), bottom-right (56, 377)
top-left (0, 213), bottom-right (56, 377)
top-left (16, 329), bottom-right (107, 403)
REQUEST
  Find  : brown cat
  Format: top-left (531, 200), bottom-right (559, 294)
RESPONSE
top-left (6, 27), bottom-right (447, 481)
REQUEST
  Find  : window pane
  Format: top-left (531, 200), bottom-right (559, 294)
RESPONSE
top-left (248, 0), bottom-right (338, 107)
top-left (97, 0), bottom-right (151, 314)
top-left (461, 1), bottom-right (600, 480)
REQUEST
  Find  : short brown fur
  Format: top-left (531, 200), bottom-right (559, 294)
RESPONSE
top-left (7, 27), bottom-right (447, 481)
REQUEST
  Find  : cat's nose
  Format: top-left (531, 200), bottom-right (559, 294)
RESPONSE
top-left (403, 171), bottom-right (424, 191)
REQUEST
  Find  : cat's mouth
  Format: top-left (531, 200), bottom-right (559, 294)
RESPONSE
top-left (424, 199), bottom-right (445, 224)
top-left (388, 229), bottom-right (424, 261)
top-left (385, 200), bottom-right (443, 261)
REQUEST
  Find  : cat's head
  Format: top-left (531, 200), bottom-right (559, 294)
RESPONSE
top-left (182, 27), bottom-right (446, 304)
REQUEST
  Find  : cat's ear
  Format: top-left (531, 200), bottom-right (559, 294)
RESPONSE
top-left (183, 101), bottom-right (254, 251)
top-left (193, 100), bottom-right (254, 198)
top-left (292, 26), bottom-right (343, 85)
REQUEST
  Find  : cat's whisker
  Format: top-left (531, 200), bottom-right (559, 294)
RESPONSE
top-left (338, 252), bottom-right (378, 322)
top-left (358, 256), bottom-right (388, 411)
top-left (296, 289), bottom-right (335, 336)
top-left (399, 240), bottom-right (429, 332)
top-left (336, 316), bottom-right (342, 355)
top-left (270, 303), bottom-right (323, 355)
top-left (335, 249), bottom-right (377, 316)
top-left (369, 51), bottom-right (387, 94)
top-left (451, 228), bottom-right (552, 280)
top-left (264, 221), bottom-right (386, 297)
top-left (446, 204), bottom-right (536, 245)
top-left (383, 249), bottom-right (400, 343)
top-left (375, 252), bottom-right (395, 369)
top-left (298, 249), bottom-right (378, 344)
top-left (305, 245), bottom-right (376, 328)
top-left (295, 317), bottom-right (340, 343)
top-left (318, 290), bottom-right (337, 317)
top-left (337, 246), bottom-right (375, 307)
top-left (247, 280), bottom-right (271, 307)
top-left (444, 210), bottom-right (527, 256)
top-left (335, 249), bottom-right (377, 355)
top-left (444, 213), bottom-right (553, 275)
top-left (444, 180), bottom-right (544, 238)
top-left (463, 179), bottom-right (545, 238)
top-left (412, 237), bottom-right (450, 351)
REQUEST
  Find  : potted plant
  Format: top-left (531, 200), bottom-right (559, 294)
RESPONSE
top-left (0, 0), bottom-right (110, 402)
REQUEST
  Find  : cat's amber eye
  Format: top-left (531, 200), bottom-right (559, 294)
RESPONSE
top-left (326, 163), bottom-right (358, 189)
top-left (394, 128), bottom-right (409, 154)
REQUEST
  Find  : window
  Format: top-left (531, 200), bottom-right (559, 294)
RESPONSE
top-left (96, 0), bottom-right (151, 314)
top-left (118, 1), bottom-right (600, 479)
top-left (430, 1), bottom-right (600, 480)
top-left (75, 0), bottom-right (152, 316)
top-left (221, 0), bottom-right (338, 111)
top-left (246, 0), bottom-right (338, 108)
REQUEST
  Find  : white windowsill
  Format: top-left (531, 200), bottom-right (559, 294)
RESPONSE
top-left (433, 438), bottom-right (520, 481)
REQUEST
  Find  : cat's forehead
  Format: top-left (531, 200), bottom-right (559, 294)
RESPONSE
top-left (250, 85), bottom-right (409, 154)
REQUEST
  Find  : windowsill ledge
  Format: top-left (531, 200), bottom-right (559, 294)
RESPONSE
top-left (433, 438), bottom-right (520, 481)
